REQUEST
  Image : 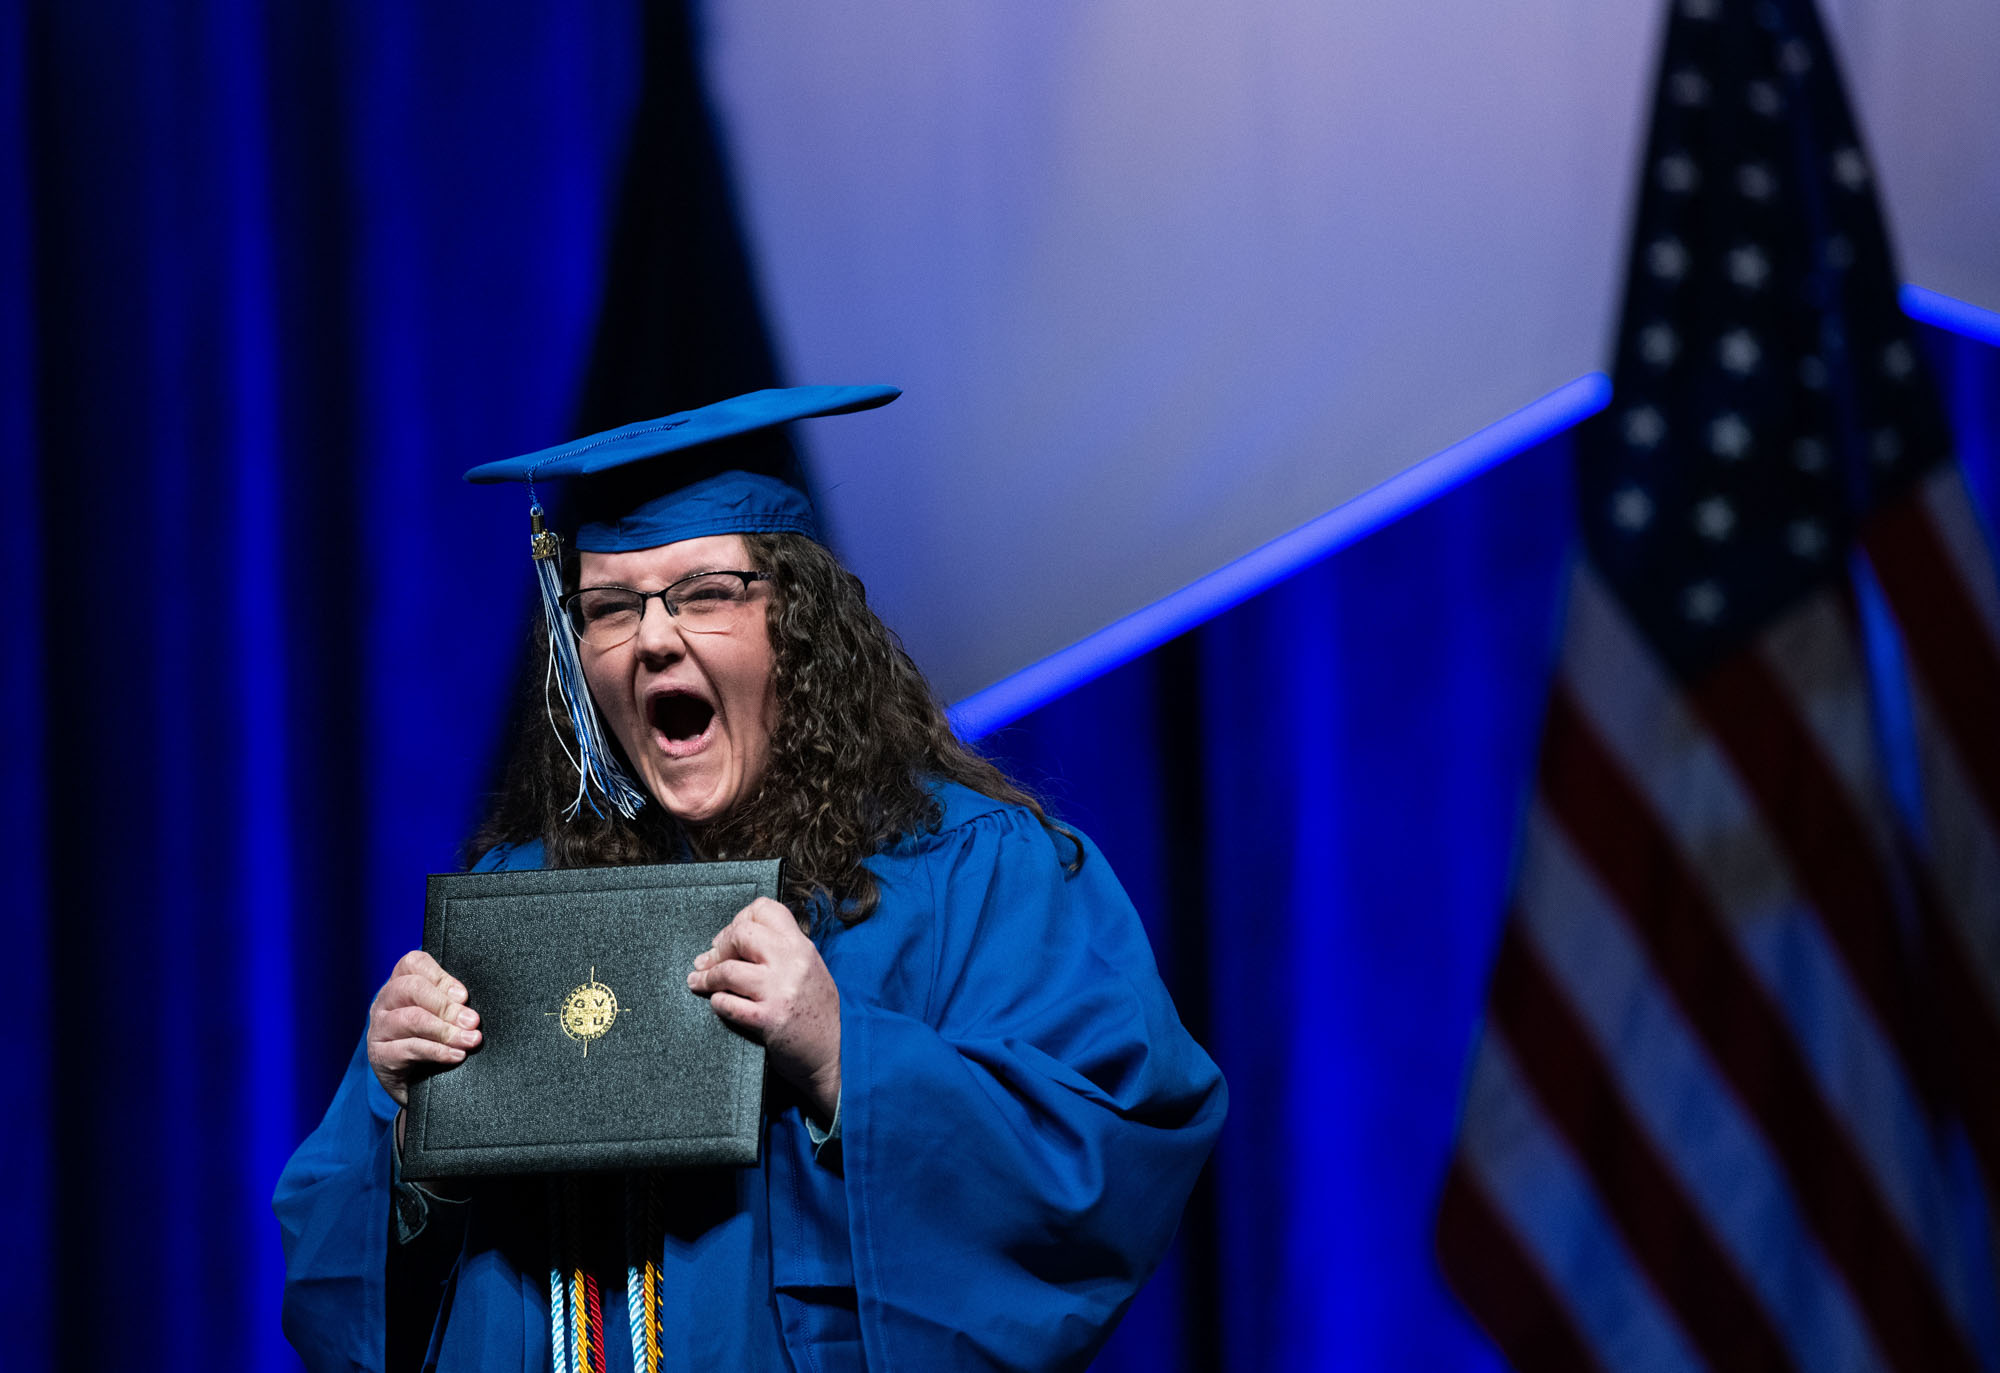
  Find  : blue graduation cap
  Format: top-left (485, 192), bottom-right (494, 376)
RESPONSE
top-left (467, 384), bottom-right (901, 820)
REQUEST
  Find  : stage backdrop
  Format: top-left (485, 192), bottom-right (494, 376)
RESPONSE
top-left (707, 0), bottom-right (2000, 708)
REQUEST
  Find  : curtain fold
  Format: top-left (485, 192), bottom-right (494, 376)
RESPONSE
top-left (986, 425), bottom-right (1578, 1372)
top-left (2, 4), bottom-right (49, 1370)
top-left (12, 4), bottom-right (640, 1366)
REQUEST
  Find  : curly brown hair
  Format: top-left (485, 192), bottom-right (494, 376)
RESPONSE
top-left (468, 532), bottom-right (1077, 922)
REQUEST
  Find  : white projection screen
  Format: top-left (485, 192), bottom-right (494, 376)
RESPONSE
top-left (704, 0), bottom-right (2000, 712)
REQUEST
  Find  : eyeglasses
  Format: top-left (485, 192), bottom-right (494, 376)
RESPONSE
top-left (559, 570), bottom-right (770, 647)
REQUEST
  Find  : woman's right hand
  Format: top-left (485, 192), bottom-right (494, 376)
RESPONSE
top-left (367, 950), bottom-right (481, 1108)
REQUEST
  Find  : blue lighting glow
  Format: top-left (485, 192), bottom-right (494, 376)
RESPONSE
top-left (950, 372), bottom-right (1614, 739)
top-left (952, 286), bottom-right (2000, 741)
top-left (1902, 284), bottom-right (2000, 349)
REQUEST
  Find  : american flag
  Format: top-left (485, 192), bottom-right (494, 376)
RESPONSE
top-left (1436, 1), bottom-right (2000, 1370)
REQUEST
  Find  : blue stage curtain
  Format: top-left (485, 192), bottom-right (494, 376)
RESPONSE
top-left (6, 3), bottom-right (643, 1367)
top-left (982, 423), bottom-right (1578, 1373)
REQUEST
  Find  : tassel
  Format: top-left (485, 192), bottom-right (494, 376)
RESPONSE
top-left (624, 1176), bottom-right (648, 1373)
top-left (568, 1179), bottom-right (592, 1373)
top-left (548, 1185), bottom-right (571, 1373)
top-left (530, 503), bottom-right (646, 821)
top-left (625, 1173), bottom-right (662, 1373)
top-left (584, 1268), bottom-right (605, 1373)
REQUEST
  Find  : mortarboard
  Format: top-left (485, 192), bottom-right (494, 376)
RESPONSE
top-left (467, 384), bottom-right (901, 820)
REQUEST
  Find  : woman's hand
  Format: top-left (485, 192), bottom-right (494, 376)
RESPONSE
top-left (688, 898), bottom-right (841, 1122)
top-left (368, 950), bottom-right (481, 1109)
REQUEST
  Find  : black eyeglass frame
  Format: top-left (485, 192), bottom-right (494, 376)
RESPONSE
top-left (559, 569), bottom-right (772, 644)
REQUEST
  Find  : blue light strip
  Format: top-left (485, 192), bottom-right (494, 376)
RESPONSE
top-left (1901, 284), bottom-right (2000, 349)
top-left (949, 372), bottom-right (1614, 739)
top-left (948, 286), bottom-right (2000, 741)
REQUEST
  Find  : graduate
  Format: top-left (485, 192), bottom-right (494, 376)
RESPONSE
top-left (273, 387), bottom-right (1227, 1373)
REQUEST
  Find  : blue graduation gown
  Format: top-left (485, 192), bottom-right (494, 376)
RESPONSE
top-left (275, 781), bottom-right (1226, 1371)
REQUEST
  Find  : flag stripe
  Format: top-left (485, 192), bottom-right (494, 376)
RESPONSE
top-left (1905, 672), bottom-right (2000, 1199)
top-left (1521, 804), bottom-right (1899, 1373)
top-left (1438, 1162), bottom-right (1607, 1373)
top-left (1563, 575), bottom-right (1950, 1263)
top-left (1542, 685), bottom-right (1982, 1373)
top-left (1560, 569), bottom-right (1796, 929)
top-left (1903, 683), bottom-right (2000, 1310)
top-left (1686, 650), bottom-right (1944, 1114)
top-left (1557, 571), bottom-right (1978, 1339)
top-left (1722, 867), bottom-right (1969, 1324)
top-left (1459, 1038), bottom-right (1712, 1373)
top-left (1491, 920), bottom-right (1798, 1372)
top-left (1863, 496), bottom-right (2000, 835)
top-left (1907, 678), bottom-right (2000, 1005)
top-left (1910, 863), bottom-right (2000, 1202)
top-left (1741, 598), bottom-right (1989, 1290)
top-left (1920, 470), bottom-right (2000, 645)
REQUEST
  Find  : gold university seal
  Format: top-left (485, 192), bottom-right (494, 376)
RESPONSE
top-left (548, 967), bottom-right (621, 1056)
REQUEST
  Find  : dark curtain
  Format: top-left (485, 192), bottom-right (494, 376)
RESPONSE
top-left (9, 4), bottom-right (648, 1368)
top-left (6, 2), bottom-right (1998, 1369)
top-left (988, 423), bottom-right (1579, 1373)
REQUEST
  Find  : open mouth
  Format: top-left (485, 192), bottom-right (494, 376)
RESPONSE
top-left (648, 690), bottom-right (716, 752)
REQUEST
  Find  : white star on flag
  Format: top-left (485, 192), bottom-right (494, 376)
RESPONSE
top-left (1727, 245), bottom-right (1770, 290)
top-left (1640, 323), bottom-right (1681, 367)
top-left (1624, 406), bottom-right (1667, 450)
top-left (1712, 332), bottom-right (1760, 376)
top-left (1671, 70), bottom-right (1711, 107)
top-left (1658, 154), bottom-right (1701, 193)
top-left (1708, 412), bottom-right (1752, 459)
top-left (1736, 163), bottom-right (1777, 201)
top-left (1693, 495), bottom-right (1737, 541)
top-left (1648, 237), bottom-right (1690, 282)
top-left (1612, 486), bottom-right (1656, 532)
top-left (1718, 329), bottom-right (1762, 375)
top-left (1680, 579), bottom-right (1726, 623)
top-left (1785, 518), bottom-right (1828, 558)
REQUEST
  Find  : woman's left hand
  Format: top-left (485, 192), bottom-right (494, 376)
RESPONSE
top-left (689, 898), bottom-right (841, 1123)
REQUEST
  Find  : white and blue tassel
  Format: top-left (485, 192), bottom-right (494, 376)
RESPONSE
top-left (547, 1185), bottom-right (571, 1373)
top-left (530, 503), bottom-right (646, 821)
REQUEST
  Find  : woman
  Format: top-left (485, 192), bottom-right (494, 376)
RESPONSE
top-left (275, 388), bottom-right (1227, 1373)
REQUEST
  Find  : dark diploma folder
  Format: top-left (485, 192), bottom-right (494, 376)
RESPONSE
top-left (400, 860), bottom-right (777, 1179)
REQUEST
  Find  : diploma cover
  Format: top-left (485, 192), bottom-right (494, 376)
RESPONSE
top-left (400, 860), bottom-right (778, 1179)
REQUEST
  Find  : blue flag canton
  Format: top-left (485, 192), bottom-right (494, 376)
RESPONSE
top-left (1577, 0), bottom-right (1952, 680)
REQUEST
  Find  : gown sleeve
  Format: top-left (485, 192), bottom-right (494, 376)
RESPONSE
top-left (839, 804), bottom-right (1227, 1371)
top-left (272, 840), bottom-right (537, 1373)
top-left (273, 1035), bottom-right (404, 1373)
